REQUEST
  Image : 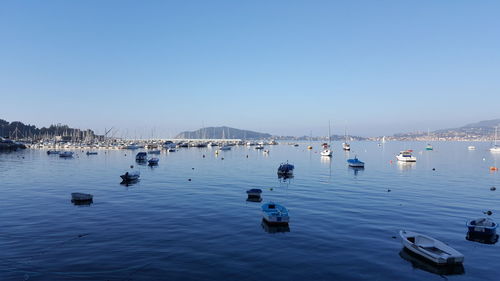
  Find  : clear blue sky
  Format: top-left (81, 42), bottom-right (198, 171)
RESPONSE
top-left (1, 0), bottom-right (499, 137)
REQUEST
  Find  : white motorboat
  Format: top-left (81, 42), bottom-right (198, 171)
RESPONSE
top-left (468, 146), bottom-right (476, 150)
top-left (399, 230), bottom-right (464, 265)
top-left (396, 150), bottom-right (416, 162)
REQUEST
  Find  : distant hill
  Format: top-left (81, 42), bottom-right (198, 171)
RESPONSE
top-left (392, 118), bottom-right (500, 140)
top-left (175, 126), bottom-right (272, 139)
top-left (461, 119), bottom-right (500, 129)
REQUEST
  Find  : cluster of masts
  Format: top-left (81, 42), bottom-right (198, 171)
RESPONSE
top-left (28, 139), bottom-right (279, 150)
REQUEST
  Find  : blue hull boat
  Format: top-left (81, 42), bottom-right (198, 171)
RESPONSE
top-left (262, 202), bottom-right (289, 225)
top-left (467, 218), bottom-right (497, 236)
top-left (347, 157), bottom-right (365, 168)
top-left (277, 162), bottom-right (294, 176)
top-left (246, 188), bottom-right (262, 198)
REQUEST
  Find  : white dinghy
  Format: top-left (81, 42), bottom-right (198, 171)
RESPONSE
top-left (399, 230), bottom-right (464, 265)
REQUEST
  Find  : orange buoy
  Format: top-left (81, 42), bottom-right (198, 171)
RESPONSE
top-left (490, 166), bottom-right (498, 171)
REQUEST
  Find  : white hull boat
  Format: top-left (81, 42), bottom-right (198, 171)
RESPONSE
top-left (320, 149), bottom-right (332, 157)
top-left (396, 151), bottom-right (416, 162)
top-left (399, 230), bottom-right (464, 265)
top-left (468, 146), bottom-right (476, 150)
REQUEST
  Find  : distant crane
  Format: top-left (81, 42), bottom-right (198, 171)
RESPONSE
top-left (104, 127), bottom-right (114, 140)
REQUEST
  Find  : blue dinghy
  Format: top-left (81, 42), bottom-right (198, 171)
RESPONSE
top-left (347, 156), bottom-right (365, 168)
top-left (262, 202), bottom-right (289, 225)
top-left (467, 218), bottom-right (497, 236)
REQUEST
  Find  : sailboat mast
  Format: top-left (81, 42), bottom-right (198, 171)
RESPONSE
top-left (495, 126), bottom-right (498, 146)
top-left (328, 121), bottom-right (331, 147)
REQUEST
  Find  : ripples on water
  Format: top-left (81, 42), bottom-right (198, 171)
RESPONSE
top-left (0, 141), bottom-right (499, 280)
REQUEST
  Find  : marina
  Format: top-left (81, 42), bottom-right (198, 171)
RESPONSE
top-left (1, 140), bottom-right (499, 280)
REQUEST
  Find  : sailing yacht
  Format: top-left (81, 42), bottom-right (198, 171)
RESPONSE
top-left (342, 128), bottom-right (350, 151)
top-left (425, 129), bottom-right (433, 150)
top-left (321, 122), bottom-right (333, 157)
top-left (490, 126), bottom-right (500, 153)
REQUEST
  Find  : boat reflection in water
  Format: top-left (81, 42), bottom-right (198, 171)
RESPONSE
top-left (246, 197), bottom-right (262, 203)
top-left (278, 174), bottom-right (294, 183)
top-left (261, 219), bottom-right (290, 234)
top-left (466, 232), bottom-right (499, 245)
top-left (397, 161), bottom-right (416, 171)
top-left (399, 248), bottom-right (465, 276)
top-left (71, 199), bottom-right (93, 206)
top-left (120, 179), bottom-right (140, 187)
top-left (349, 166), bottom-right (364, 176)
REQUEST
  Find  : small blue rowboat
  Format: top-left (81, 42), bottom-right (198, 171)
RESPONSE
top-left (262, 202), bottom-right (289, 225)
top-left (347, 156), bottom-right (365, 168)
top-left (467, 218), bottom-right (497, 236)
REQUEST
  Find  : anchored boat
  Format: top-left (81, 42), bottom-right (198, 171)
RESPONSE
top-left (148, 157), bottom-right (159, 166)
top-left (71, 192), bottom-right (93, 202)
top-left (120, 170), bottom-right (140, 182)
top-left (262, 202), bottom-right (289, 225)
top-left (399, 230), bottom-right (464, 265)
top-left (347, 156), bottom-right (365, 168)
top-left (135, 152), bottom-right (148, 161)
top-left (467, 218), bottom-right (497, 236)
top-left (277, 162), bottom-right (294, 177)
top-left (59, 151), bottom-right (74, 158)
top-left (396, 150), bottom-right (416, 162)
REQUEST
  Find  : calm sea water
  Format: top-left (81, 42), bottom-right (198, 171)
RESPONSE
top-left (1, 141), bottom-right (499, 281)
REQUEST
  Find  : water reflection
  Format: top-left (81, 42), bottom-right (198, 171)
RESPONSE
top-left (349, 166), bottom-right (364, 176)
top-left (278, 174), bottom-right (294, 183)
top-left (320, 156), bottom-right (331, 164)
top-left (71, 199), bottom-right (93, 206)
top-left (397, 161), bottom-right (416, 171)
top-left (120, 179), bottom-right (140, 186)
top-left (466, 232), bottom-right (499, 244)
top-left (246, 197), bottom-right (263, 203)
top-left (399, 248), bottom-right (465, 276)
top-left (261, 219), bottom-right (290, 234)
